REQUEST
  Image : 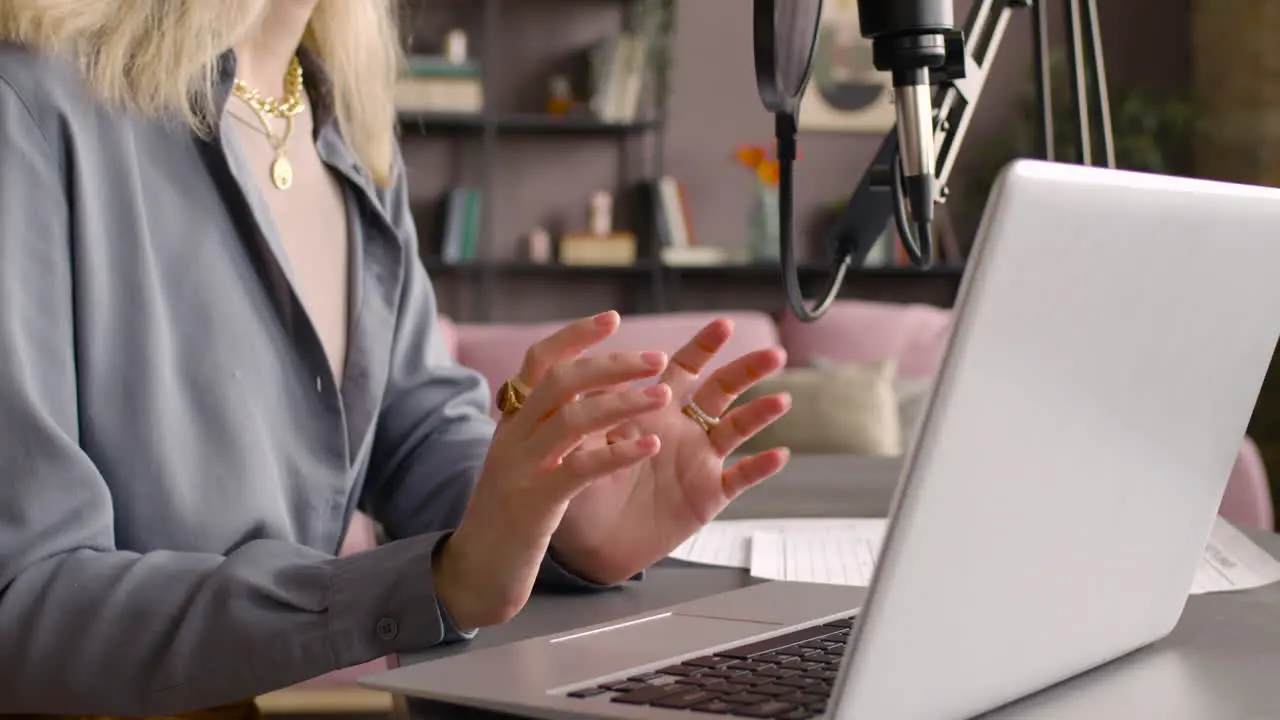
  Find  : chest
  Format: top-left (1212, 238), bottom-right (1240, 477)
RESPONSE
top-left (61, 114), bottom-right (404, 553)
top-left (226, 105), bottom-right (351, 378)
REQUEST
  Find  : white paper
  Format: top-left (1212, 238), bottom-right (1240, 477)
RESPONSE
top-left (1190, 517), bottom-right (1280, 595)
top-left (667, 522), bottom-right (753, 569)
top-left (749, 529), bottom-right (882, 586)
top-left (668, 517), bottom-right (887, 569)
top-left (672, 516), bottom-right (1280, 597)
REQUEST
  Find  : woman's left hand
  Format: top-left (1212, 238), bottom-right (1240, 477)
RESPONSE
top-left (507, 315), bottom-right (793, 585)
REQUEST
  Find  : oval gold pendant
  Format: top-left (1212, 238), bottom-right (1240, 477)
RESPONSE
top-left (271, 155), bottom-right (293, 190)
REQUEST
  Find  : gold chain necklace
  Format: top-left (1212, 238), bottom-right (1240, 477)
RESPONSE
top-left (231, 56), bottom-right (306, 190)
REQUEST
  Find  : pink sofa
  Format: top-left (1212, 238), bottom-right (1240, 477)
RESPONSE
top-left (441, 301), bottom-right (1273, 531)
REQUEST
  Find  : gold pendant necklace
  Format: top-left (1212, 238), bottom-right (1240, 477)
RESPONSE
top-left (231, 57), bottom-right (305, 191)
top-left (266, 113), bottom-right (295, 190)
top-left (271, 152), bottom-right (293, 190)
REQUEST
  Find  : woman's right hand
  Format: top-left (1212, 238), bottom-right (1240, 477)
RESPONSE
top-left (432, 311), bottom-right (672, 630)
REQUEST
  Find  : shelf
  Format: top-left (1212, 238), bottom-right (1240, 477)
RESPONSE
top-left (422, 259), bottom-right (964, 278)
top-left (667, 263), bottom-right (966, 278)
top-left (424, 260), bottom-right (658, 275)
top-left (399, 111), bottom-right (659, 136)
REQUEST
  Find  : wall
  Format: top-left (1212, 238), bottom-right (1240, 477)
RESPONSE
top-left (1192, 0), bottom-right (1280, 521)
top-left (664, 0), bottom-right (1192, 256)
top-left (409, 0), bottom-right (1191, 322)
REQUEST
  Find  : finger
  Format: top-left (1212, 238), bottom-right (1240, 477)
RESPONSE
top-left (533, 383), bottom-right (672, 464)
top-left (690, 347), bottom-right (787, 419)
top-left (550, 433), bottom-right (662, 500)
top-left (517, 351), bottom-right (668, 431)
top-left (568, 382), bottom-right (633, 439)
top-left (605, 421), bottom-right (642, 445)
top-left (708, 392), bottom-right (792, 457)
top-left (720, 447), bottom-right (791, 499)
top-left (662, 319), bottom-right (733, 397)
top-left (515, 310), bottom-right (621, 389)
top-left (578, 381), bottom-right (632, 401)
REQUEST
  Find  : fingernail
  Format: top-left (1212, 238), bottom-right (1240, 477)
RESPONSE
top-left (594, 310), bottom-right (618, 327)
top-left (641, 351), bottom-right (666, 367)
top-left (644, 383), bottom-right (669, 400)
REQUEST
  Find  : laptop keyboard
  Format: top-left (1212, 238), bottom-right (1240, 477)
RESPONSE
top-left (566, 615), bottom-right (857, 718)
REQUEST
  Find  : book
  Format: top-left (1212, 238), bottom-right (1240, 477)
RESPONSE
top-left (439, 187), bottom-right (481, 263)
top-left (395, 76), bottom-right (483, 114)
top-left (588, 32), bottom-right (650, 123)
top-left (558, 233), bottom-right (637, 266)
top-left (405, 54), bottom-right (481, 78)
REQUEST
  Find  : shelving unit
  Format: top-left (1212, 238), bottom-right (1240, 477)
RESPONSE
top-left (399, 0), bottom-right (675, 321)
top-left (401, 111), bottom-right (659, 136)
top-left (398, 0), bottom-right (966, 322)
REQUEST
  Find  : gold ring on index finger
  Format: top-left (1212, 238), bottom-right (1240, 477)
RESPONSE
top-left (496, 376), bottom-right (533, 415)
top-left (681, 400), bottom-right (720, 434)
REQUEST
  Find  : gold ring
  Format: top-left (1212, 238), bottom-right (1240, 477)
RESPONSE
top-left (681, 400), bottom-right (719, 434)
top-left (496, 376), bottom-right (532, 415)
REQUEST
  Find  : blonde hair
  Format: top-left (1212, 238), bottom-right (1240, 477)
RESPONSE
top-left (0, 0), bottom-right (403, 186)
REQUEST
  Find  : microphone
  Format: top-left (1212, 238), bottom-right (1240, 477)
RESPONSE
top-left (756, 0), bottom-right (1111, 324)
top-left (754, 0), bottom-right (966, 323)
top-left (858, 0), bottom-right (959, 268)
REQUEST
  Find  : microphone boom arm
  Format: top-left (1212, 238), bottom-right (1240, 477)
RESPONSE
top-left (824, 0), bottom-right (1022, 278)
top-left (799, 0), bottom-right (1113, 317)
top-left (934, 0), bottom-right (1022, 195)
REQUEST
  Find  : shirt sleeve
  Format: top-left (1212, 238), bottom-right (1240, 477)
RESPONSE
top-left (359, 148), bottom-right (637, 593)
top-left (0, 77), bottom-right (463, 715)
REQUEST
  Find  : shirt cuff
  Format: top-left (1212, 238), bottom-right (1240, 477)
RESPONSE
top-left (436, 593), bottom-right (478, 642)
top-left (327, 532), bottom-right (454, 663)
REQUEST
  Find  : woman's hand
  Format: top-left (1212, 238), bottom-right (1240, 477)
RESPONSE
top-left (432, 312), bottom-right (670, 630)
top-left (550, 318), bottom-right (792, 585)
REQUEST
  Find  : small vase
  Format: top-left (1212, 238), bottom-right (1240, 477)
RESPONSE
top-left (748, 183), bottom-right (782, 263)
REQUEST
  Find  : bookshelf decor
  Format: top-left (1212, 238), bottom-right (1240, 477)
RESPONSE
top-left (397, 0), bottom-right (964, 321)
top-left (395, 48), bottom-right (483, 116)
top-left (735, 143), bottom-right (784, 263)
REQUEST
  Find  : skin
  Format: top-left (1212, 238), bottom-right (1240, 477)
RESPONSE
top-left (436, 312), bottom-right (792, 629)
top-left (233, 0), bottom-right (318, 99)
top-left (240, 1), bottom-right (794, 632)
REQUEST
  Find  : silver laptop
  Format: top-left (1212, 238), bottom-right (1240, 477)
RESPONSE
top-left (361, 159), bottom-right (1280, 718)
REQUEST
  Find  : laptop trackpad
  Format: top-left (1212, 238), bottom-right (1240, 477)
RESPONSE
top-left (547, 613), bottom-right (779, 682)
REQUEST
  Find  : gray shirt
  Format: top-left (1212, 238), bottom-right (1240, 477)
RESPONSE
top-left (0, 44), bottom-right (604, 714)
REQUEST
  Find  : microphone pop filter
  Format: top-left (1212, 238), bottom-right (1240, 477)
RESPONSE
top-left (754, 0), bottom-right (824, 115)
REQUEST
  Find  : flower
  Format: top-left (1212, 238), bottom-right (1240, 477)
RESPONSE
top-left (756, 160), bottom-right (780, 186)
top-left (735, 144), bottom-right (766, 170)
top-left (734, 143), bottom-right (783, 186)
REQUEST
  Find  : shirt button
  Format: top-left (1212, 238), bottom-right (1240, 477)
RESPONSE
top-left (376, 617), bottom-right (399, 641)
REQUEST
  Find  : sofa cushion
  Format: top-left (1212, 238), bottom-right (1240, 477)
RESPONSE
top-left (811, 355), bottom-right (935, 446)
top-left (453, 311), bottom-right (782, 416)
top-left (733, 360), bottom-right (903, 456)
top-left (779, 300), bottom-right (952, 378)
top-left (893, 375), bottom-right (935, 442)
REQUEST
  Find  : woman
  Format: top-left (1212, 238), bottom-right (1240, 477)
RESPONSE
top-left (0, 0), bottom-right (793, 715)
